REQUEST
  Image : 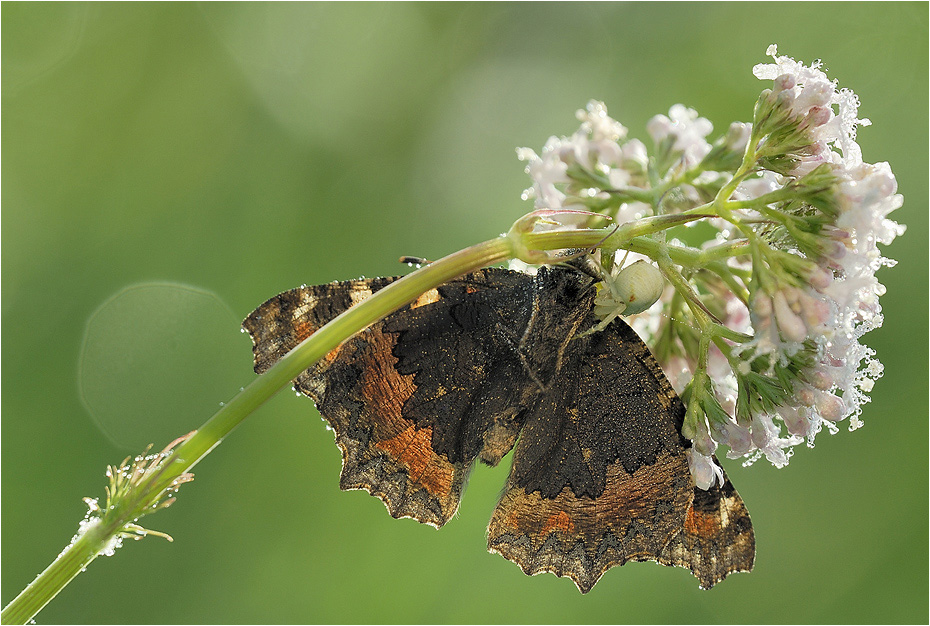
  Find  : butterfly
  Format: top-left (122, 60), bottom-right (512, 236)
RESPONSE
top-left (242, 263), bottom-right (754, 593)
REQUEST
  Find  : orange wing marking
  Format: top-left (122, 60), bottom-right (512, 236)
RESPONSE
top-left (375, 425), bottom-right (453, 498)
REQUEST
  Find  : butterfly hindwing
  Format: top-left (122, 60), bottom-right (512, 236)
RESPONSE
top-left (658, 461), bottom-right (755, 588)
top-left (487, 313), bottom-right (694, 593)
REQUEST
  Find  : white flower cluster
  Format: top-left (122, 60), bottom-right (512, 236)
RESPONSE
top-left (516, 47), bottom-right (904, 490)
top-left (647, 103), bottom-right (715, 167)
top-left (517, 100), bottom-right (652, 226)
top-left (698, 47), bottom-right (905, 477)
top-left (752, 44), bottom-right (869, 171)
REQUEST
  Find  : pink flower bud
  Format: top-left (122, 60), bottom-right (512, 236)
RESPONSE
top-left (804, 106), bottom-right (833, 129)
top-left (797, 385), bottom-right (816, 407)
top-left (753, 292), bottom-right (773, 317)
top-left (773, 290), bottom-right (808, 343)
top-left (750, 414), bottom-right (772, 448)
top-left (686, 450), bottom-right (724, 491)
top-left (807, 368), bottom-right (834, 391)
top-left (800, 293), bottom-right (830, 329)
top-left (808, 266), bottom-right (834, 291)
top-left (725, 423), bottom-right (753, 456)
top-left (779, 405), bottom-right (811, 437)
top-left (816, 391), bottom-right (846, 422)
top-left (774, 74), bottom-right (796, 93)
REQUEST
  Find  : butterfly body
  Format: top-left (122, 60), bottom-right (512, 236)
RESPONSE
top-left (243, 265), bottom-right (754, 592)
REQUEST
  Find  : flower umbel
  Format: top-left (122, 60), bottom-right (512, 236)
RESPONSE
top-left (516, 46), bottom-right (904, 486)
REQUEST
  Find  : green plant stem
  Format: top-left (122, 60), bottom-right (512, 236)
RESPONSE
top-left (2, 218), bottom-right (627, 625)
top-left (624, 237), bottom-right (749, 270)
top-left (1, 518), bottom-right (112, 625)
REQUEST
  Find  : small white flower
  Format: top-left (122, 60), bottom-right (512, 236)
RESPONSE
top-left (712, 418), bottom-right (753, 457)
top-left (748, 412), bottom-right (803, 468)
top-left (647, 104), bottom-right (714, 166)
top-left (686, 449), bottom-right (724, 490)
top-left (576, 100), bottom-right (628, 143)
top-left (620, 138), bottom-right (648, 169)
top-left (836, 161), bottom-right (905, 249)
top-left (517, 140), bottom-right (569, 210)
top-left (726, 122), bottom-right (753, 153)
top-left (736, 170), bottom-right (782, 201)
top-left (518, 101), bottom-right (645, 214)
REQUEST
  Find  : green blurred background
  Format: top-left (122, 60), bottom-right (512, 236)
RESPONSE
top-left (3, 3), bottom-right (927, 623)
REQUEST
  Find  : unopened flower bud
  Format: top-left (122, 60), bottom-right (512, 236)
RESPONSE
top-left (750, 414), bottom-right (772, 449)
top-left (686, 450), bottom-right (724, 491)
top-left (774, 73), bottom-right (796, 93)
top-left (708, 419), bottom-right (731, 444)
top-left (779, 405), bottom-right (809, 437)
top-left (726, 122), bottom-right (752, 152)
top-left (773, 290), bottom-right (808, 343)
top-left (807, 368), bottom-right (834, 391)
top-left (753, 292), bottom-right (773, 317)
top-left (798, 292), bottom-right (830, 330)
top-left (804, 106), bottom-right (833, 129)
top-left (776, 88), bottom-right (797, 111)
top-left (816, 391), bottom-right (846, 422)
top-left (724, 422), bottom-right (753, 455)
top-left (693, 429), bottom-right (717, 457)
top-left (797, 385), bottom-right (816, 407)
top-left (807, 266), bottom-right (834, 291)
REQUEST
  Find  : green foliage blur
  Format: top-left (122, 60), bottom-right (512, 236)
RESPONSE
top-left (3, 3), bottom-right (927, 623)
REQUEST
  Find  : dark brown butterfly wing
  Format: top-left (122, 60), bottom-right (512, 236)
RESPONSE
top-left (243, 269), bottom-right (538, 527)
